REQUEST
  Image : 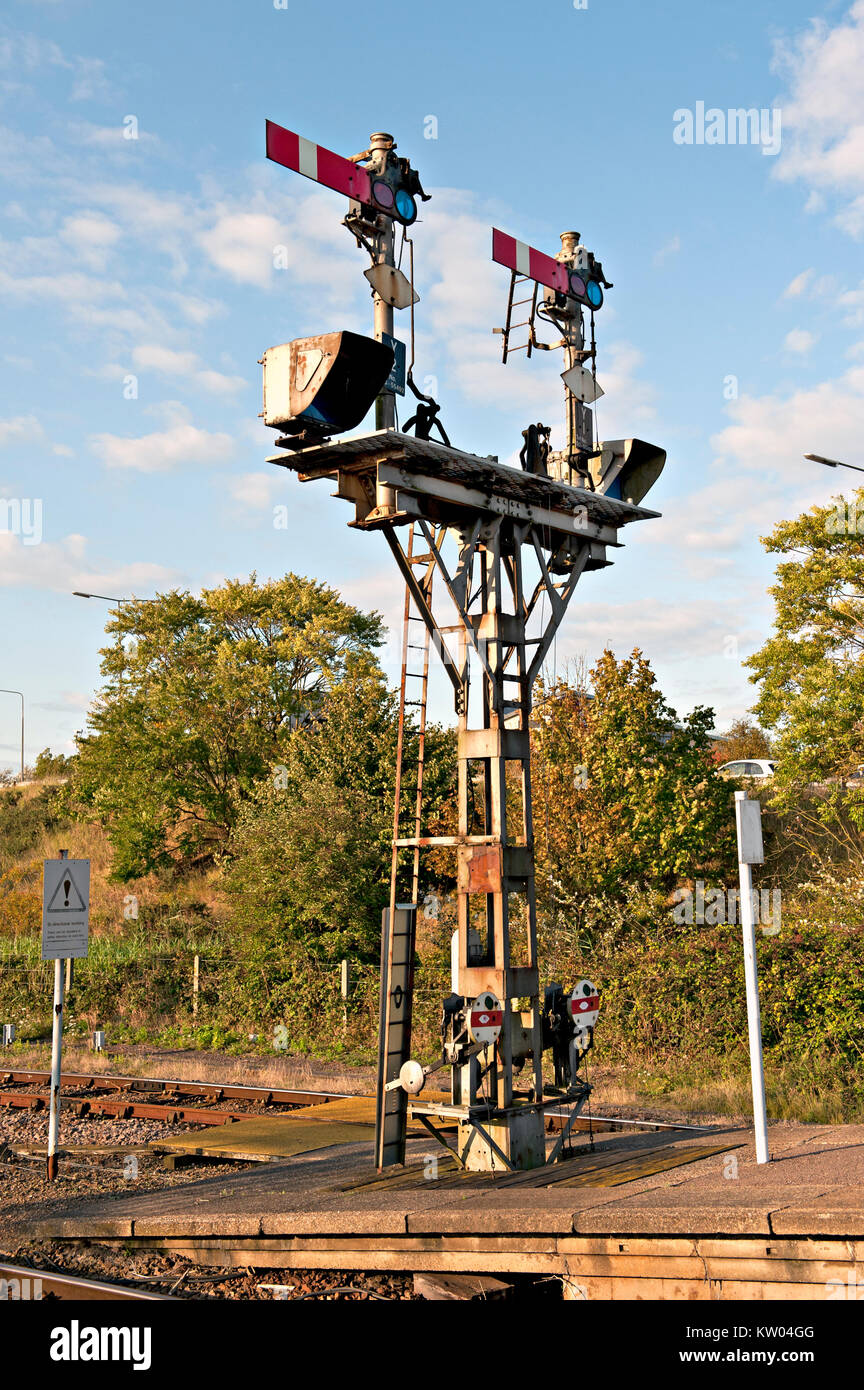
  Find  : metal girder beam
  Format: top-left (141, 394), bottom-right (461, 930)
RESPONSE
top-left (382, 525), bottom-right (466, 712)
top-left (527, 545), bottom-right (589, 686)
top-left (376, 462), bottom-right (615, 546)
top-left (417, 519), bottom-right (498, 695)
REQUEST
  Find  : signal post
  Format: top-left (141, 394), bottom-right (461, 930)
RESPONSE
top-left (262, 121), bottom-right (665, 1173)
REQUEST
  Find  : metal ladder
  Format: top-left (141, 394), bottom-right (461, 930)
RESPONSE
top-left (495, 270), bottom-right (539, 362)
top-left (390, 521), bottom-right (437, 909)
top-left (376, 522), bottom-right (438, 1168)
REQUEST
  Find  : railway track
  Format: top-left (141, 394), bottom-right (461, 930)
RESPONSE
top-left (0, 1070), bottom-right (352, 1126)
top-left (0, 1260), bottom-right (174, 1301)
top-left (0, 1069), bottom-right (707, 1134)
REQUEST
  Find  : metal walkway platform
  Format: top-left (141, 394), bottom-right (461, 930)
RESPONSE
top-left (149, 1093), bottom-right (449, 1163)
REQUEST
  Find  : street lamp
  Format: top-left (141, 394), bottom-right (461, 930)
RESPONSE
top-left (804, 453), bottom-right (864, 476)
top-left (0, 689), bottom-right (24, 783)
top-left (72, 592), bottom-right (156, 604)
top-left (73, 591), bottom-right (127, 603)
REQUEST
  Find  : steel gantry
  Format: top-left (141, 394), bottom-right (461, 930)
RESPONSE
top-left (270, 431), bottom-right (658, 1170)
top-left (263, 119), bottom-right (664, 1173)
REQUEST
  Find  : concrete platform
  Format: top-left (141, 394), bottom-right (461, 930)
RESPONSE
top-left (28, 1122), bottom-right (864, 1299)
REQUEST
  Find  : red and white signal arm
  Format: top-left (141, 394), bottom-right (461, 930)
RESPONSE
top-left (266, 121), bottom-right (372, 202)
top-left (469, 992), bottom-right (503, 1047)
top-left (569, 980), bottom-right (600, 1032)
top-left (266, 121), bottom-right (420, 225)
top-left (492, 228), bottom-right (605, 310)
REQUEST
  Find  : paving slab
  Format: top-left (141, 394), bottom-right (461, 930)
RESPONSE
top-left (26, 1121), bottom-right (864, 1255)
top-left (770, 1187), bottom-right (864, 1238)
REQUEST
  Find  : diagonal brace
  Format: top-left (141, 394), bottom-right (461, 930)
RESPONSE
top-left (383, 525), bottom-right (465, 712)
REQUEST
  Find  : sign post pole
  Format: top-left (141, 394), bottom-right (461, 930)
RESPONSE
top-left (46, 849), bottom-right (68, 1181)
top-left (734, 791), bottom-right (770, 1165)
top-left (42, 848), bottom-right (90, 1182)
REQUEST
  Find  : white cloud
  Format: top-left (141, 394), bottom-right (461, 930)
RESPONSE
top-left (772, 2), bottom-right (864, 233)
top-left (559, 595), bottom-right (765, 667)
top-left (0, 414), bottom-right (43, 446)
top-left (783, 327), bottom-right (817, 353)
top-left (129, 343), bottom-right (246, 395)
top-left (199, 212), bottom-right (283, 289)
top-left (89, 421), bottom-right (237, 473)
top-left (60, 211), bottom-right (122, 270)
top-left (228, 471), bottom-right (287, 510)
top-left (782, 267), bottom-right (814, 297)
top-left (712, 366), bottom-right (864, 476)
top-left (0, 528), bottom-right (176, 593)
top-left (653, 234), bottom-right (681, 266)
top-left (0, 265), bottom-right (126, 305)
top-left (0, 33), bottom-right (112, 104)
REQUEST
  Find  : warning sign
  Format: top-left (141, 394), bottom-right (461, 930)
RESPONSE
top-left (42, 859), bottom-right (90, 960)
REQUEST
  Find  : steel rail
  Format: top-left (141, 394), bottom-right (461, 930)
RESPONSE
top-left (0, 1091), bottom-right (301, 1126)
top-left (0, 1069), bottom-right (352, 1106)
top-left (0, 1260), bottom-right (174, 1301)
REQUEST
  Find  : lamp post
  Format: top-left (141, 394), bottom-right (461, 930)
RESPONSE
top-left (804, 453), bottom-right (864, 476)
top-left (72, 591), bottom-right (127, 603)
top-left (73, 592), bottom-right (155, 604)
top-left (0, 689), bottom-right (24, 783)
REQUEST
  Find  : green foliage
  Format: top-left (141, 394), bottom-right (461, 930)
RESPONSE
top-left (33, 748), bottom-right (72, 779)
top-left (225, 675), bottom-right (456, 962)
top-left (533, 650), bottom-right (737, 938)
top-left (71, 574), bottom-right (386, 878)
top-left (594, 911), bottom-right (864, 1074)
top-left (714, 717), bottom-right (773, 763)
top-left (0, 784), bottom-right (72, 874)
top-left (747, 490), bottom-right (864, 827)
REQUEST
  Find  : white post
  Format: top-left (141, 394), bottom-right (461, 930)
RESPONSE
top-left (340, 958), bottom-right (350, 1032)
top-left (46, 848), bottom-right (68, 1181)
top-left (734, 791), bottom-right (770, 1165)
top-left (192, 954), bottom-right (200, 1019)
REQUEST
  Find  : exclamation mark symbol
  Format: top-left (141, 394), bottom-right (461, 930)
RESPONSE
top-left (63, 878), bottom-right (71, 907)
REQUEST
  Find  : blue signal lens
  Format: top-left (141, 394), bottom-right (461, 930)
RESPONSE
top-left (586, 280), bottom-right (603, 308)
top-left (395, 189), bottom-right (417, 223)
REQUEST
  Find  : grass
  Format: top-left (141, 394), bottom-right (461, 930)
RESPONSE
top-left (595, 1053), bottom-right (863, 1125)
top-left (2, 1042), bottom-right (377, 1093)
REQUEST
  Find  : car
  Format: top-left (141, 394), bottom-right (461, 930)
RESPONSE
top-left (717, 759), bottom-right (776, 781)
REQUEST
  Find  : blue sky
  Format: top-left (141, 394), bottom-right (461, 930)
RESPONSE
top-left (3, 0), bottom-right (864, 769)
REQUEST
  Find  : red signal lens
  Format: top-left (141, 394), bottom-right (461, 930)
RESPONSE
top-left (372, 179), bottom-right (394, 209)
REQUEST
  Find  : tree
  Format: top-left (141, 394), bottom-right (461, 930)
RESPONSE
top-left (72, 574), bottom-right (385, 878)
top-left (746, 489), bottom-right (864, 829)
top-left (33, 748), bottom-right (71, 779)
top-left (714, 717), bottom-right (772, 763)
top-left (225, 674), bottom-right (456, 961)
top-left (532, 649), bottom-right (737, 944)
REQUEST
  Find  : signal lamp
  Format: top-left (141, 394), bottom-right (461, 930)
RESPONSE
top-left (369, 168), bottom-right (419, 225)
top-left (261, 330), bottom-right (395, 438)
top-left (589, 437), bottom-right (666, 505)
